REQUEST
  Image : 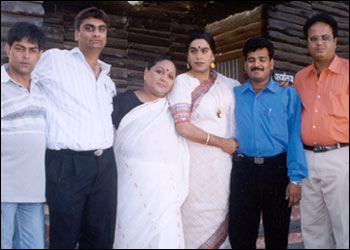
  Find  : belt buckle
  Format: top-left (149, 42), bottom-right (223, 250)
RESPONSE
top-left (237, 153), bottom-right (244, 158)
top-left (313, 145), bottom-right (324, 152)
top-left (254, 157), bottom-right (264, 164)
top-left (94, 149), bottom-right (103, 157)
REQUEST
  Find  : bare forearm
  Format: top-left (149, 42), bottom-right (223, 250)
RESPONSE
top-left (175, 122), bottom-right (238, 154)
top-left (175, 122), bottom-right (211, 144)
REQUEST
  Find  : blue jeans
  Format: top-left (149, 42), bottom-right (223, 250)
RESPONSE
top-left (1, 203), bottom-right (45, 249)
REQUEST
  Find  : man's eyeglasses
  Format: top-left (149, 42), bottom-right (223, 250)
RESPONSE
top-left (309, 34), bottom-right (334, 43)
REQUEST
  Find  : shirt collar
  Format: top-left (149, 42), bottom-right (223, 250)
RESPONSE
top-left (311, 55), bottom-right (340, 74)
top-left (1, 64), bottom-right (11, 83)
top-left (71, 47), bottom-right (111, 72)
top-left (241, 75), bottom-right (278, 95)
top-left (1, 64), bottom-right (39, 86)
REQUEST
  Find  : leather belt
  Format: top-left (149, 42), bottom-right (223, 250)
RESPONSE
top-left (303, 143), bottom-right (349, 153)
top-left (234, 152), bottom-right (286, 165)
top-left (52, 148), bottom-right (109, 157)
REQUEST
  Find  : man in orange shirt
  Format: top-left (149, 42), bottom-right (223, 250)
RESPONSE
top-left (294, 13), bottom-right (349, 249)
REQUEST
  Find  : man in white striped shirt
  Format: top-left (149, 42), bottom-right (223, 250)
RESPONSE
top-left (1, 22), bottom-right (46, 249)
top-left (33, 7), bottom-right (117, 249)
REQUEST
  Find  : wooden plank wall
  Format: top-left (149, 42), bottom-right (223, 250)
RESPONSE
top-left (268, 1), bottom-right (349, 74)
top-left (206, 5), bottom-right (266, 63)
top-left (206, 6), bottom-right (266, 82)
top-left (206, 1), bottom-right (349, 77)
top-left (1, 1), bottom-right (45, 64)
top-left (2, 1), bottom-right (348, 90)
top-left (41, 5), bottom-right (202, 93)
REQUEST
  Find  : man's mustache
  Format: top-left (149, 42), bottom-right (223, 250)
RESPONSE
top-left (251, 67), bottom-right (264, 71)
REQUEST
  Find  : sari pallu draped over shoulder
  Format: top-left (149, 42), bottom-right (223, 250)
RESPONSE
top-left (113, 97), bottom-right (190, 249)
top-left (191, 71), bottom-right (217, 111)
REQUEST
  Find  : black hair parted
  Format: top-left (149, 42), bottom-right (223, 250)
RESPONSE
top-left (7, 22), bottom-right (46, 50)
top-left (303, 13), bottom-right (338, 40)
top-left (146, 56), bottom-right (176, 70)
top-left (186, 31), bottom-right (216, 55)
top-left (243, 37), bottom-right (274, 61)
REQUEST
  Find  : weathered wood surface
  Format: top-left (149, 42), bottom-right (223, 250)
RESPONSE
top-left (2, 1), bottom-right (348, 89)
top-left (1, 1), bottom-right (45, 63)
top-left (268, 1), bottom-right (349, 73)
top-left (206, 6), bottom-right (266, 61)
top-left (207, 6), bottom-right (264, 36)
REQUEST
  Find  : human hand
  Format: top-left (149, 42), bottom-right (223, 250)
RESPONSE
top-left (279, 81), bottom-right (291, 88)
top-left (220, 138), bottom-right (238, 154)
top-left (285, 182), bottom-right (301, 207)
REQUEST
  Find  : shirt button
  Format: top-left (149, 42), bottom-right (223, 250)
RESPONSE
top-left (315, 110), bottom-right (318, 113)
top-left (314, 142), bottom-right (317, 145)
top-left (317, 95), bottom-right (320, 99)
top-left (313, 125), bottom-right (316, 128)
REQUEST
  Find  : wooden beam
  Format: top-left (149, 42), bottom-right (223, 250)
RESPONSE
top-left (216, 49), bottom-right (242, 62)
top-left (206, 5), bottom-right (264, 36)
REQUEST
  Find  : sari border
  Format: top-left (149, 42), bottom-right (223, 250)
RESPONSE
top-left (198, 214), bottom-right (229, 249)
top-left (170, 102), bottom-right (191, 124)
top-left (191, 71), bottom-right (217, 111)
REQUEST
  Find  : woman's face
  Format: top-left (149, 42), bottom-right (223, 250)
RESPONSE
top-left (187, 39), bottom-right (215, 73)
top-left (144, 60), bottom-right (176, 98)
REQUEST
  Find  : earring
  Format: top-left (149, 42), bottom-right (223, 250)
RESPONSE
top-left (186, 63), bottom-right (190, 70)
top-left (211, 62), bottom-right (215, 69)
top-left (144, 76), bottom-right (146, 81)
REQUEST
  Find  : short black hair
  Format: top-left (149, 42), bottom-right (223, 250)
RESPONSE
top-left (74, 7), bottom-right (109, 31)
top-left (7, 22), bottom-right (46, 50)
top-left (186, 31), bottom-right (216, 55)
top-left (303, 13), bottom-right (338, 39)
top-left (243, 37), bottom-right (274, 60)
top-left (146, 56), bottom-right (176, 70)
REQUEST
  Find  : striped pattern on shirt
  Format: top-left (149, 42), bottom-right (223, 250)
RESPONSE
top-left (1, 65), bottom-right (46, 135)
top-left (33, 47), bottom-right (117, 151)
top-left (1, 64), bottom-right (47, 202)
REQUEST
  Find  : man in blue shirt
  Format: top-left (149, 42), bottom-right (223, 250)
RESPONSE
top-left (228, 37), bottom-right (308, 249)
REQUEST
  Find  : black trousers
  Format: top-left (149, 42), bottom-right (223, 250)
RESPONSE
top-left (45, 148), bottom-right (117, 249)
top-left (228, 152), bottom-right (291, 249)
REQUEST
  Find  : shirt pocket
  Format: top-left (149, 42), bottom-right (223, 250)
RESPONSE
top-left (266, 104), bottom-right (288, 138)
top-left (329, 93), bottom-right (349, 118)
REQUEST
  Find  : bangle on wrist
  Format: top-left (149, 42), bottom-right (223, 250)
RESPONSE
top-left (205, 133), bottom-right (210, 146)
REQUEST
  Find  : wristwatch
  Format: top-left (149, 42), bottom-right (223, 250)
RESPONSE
top-left (291, 181), bottom-right (302, 188)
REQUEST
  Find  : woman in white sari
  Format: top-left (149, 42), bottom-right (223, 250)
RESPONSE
top-left (167, 32), bottom-right (240, 249)
top-left (113, 57), bottom-right (189, 249)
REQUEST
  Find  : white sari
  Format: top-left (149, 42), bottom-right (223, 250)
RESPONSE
top-left (113, 97), bottom-right (189, 249)
top-left (168, 72), bottom-right (240, 249)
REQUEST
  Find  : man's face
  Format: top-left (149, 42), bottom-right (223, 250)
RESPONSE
top-left (5, 37), bottom-right (42, 76)
top-left (74, 17), bottom-right (107, 51)
top-left (245, 48), bottom-right (274, 83)
top-left (307, 21), bottom-right (337, 63)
